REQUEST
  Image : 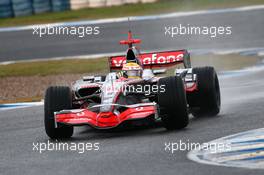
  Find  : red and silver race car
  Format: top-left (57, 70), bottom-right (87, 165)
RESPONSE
top-left (44, 31), bottom-right (221, 139)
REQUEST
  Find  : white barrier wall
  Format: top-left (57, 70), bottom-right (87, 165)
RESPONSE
top-left (70, 0), bottom-right (90, 10)
top-left (106, 0), bottom-right (123, 6)
top-left (0, 0), bottom-right (158, 18)
top-left (70, 0), bottom-right (158, 10)
top-left (124, 0), bottom-right (140, 4)
top-left (89, 0), bottom-right (106, 7)
top-left (140, 0), bottom-right (156, 3)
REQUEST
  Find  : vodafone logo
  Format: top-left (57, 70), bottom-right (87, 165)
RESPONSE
top-left (142, 53), bottom-right (183, 65)
top-left (111, 51), bottom-right (184, 67)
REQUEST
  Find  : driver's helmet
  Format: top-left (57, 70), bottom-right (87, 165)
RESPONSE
top-left (122, 62), bottom-right (143, 79)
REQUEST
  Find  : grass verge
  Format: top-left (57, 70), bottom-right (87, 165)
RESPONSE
top-left (0, 0), bottom-right (264, 27)
top-left (0, 58), bottom-right (108, 77)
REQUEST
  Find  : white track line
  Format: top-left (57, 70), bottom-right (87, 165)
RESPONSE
top-left (1, 47), bottom-right (264, 65)
top-left (0, 5), bottom-right (264, 32)
top-left (0, 52), bottom-right (124, 65)
top-left (187, 128), bottom-right (264, 169)
top-left (0, 101), bottom-right (44, 111)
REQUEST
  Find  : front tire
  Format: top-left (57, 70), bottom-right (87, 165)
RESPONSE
top-left (191, 67), bottom-right (221, 117)
top-left (44, 86), bottom-right (74, 139)
top-left (157, 76), bottom-right (189, 130)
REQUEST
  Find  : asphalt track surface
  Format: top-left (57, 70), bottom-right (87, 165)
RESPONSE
top-left (0, 7), bottom-right (264, 61)
top-left (1, 65), bottom-right (264, 175)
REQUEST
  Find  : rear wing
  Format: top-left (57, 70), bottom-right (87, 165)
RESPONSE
top-left (109, 50), bottom-right (191, 71)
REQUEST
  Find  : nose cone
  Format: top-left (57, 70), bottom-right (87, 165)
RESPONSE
top-left (97, 112), bottom-right (120, 127)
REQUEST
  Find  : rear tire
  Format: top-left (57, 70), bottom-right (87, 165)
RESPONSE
top-left (191, 67), bottom-right (221, 117)
top-left (157, 76), bottom-right (189, 130)
top-left (44, 86), bottom-right (74, 139)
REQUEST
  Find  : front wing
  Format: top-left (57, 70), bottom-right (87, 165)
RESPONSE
top-left (55, 103), bottom-right (157, 129)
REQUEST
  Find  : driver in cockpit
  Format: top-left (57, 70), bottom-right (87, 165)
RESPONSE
top-left (120, 62), bottom-right (143, 79)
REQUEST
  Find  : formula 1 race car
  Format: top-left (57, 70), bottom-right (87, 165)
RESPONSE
top-left (44, 31), bottom-right (221, 138)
